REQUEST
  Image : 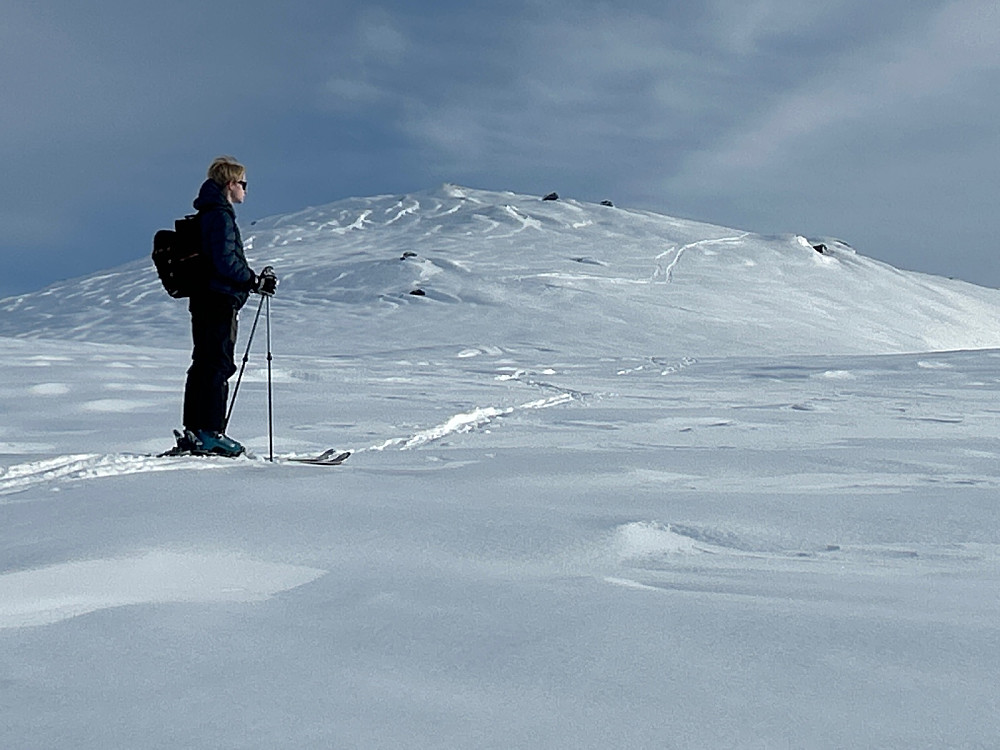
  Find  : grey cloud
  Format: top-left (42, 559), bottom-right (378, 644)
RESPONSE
top-left (3, 0), bottom-right (1000, 296)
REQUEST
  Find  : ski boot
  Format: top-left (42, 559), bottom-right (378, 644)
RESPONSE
top-left (189, 429), bottom-right (246, 457)
top-left (168, 428), bottom-right (245, 457)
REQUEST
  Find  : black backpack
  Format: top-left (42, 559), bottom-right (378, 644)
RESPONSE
top-left (152, 215), bottom-right (209, 298)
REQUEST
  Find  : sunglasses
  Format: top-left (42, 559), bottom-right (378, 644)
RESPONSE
top-left (237, 180), bottom-right (248, 190)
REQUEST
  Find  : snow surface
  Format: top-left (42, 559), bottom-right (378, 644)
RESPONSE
top-left (2, 185), bottom-right (1000, 748)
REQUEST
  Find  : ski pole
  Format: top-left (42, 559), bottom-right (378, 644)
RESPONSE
top-left (265, 294), bottom-right (274, 462)
top-left (224, 293), bottom-right (265, 431)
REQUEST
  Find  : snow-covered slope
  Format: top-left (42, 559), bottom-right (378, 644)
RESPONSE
top-left (4, 186), bottom-right (1000, 748)
top-left (2, 184), bottom-right (998, 355)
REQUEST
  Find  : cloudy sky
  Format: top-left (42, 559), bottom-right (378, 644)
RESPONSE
top-left (3, 0), bottom-right (998, 298)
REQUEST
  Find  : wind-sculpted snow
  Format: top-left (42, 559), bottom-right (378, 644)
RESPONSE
top-left (3, 184), bottom-right (1000, 355)
top-left (0, 550), bottom-right (326, 629)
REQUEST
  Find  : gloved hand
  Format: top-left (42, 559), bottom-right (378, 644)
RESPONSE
top-left (254, 266), bottom-right (278, 296)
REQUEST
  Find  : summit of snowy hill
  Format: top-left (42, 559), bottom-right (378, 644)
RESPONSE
top-left (2, 184), bottom-right (998, 356)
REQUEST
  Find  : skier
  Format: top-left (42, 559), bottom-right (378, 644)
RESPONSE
top-left (178, 156), bottom-right (277, 456)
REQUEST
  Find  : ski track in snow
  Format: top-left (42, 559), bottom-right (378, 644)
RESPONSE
top-left (0, 365), bottom-right (585, 494)
top-left (655, 233), bottom-right (749, 282)
top-left (369, 392), bottom-right (577, 451)
top-left (0, 453), bottom-right (225, 499)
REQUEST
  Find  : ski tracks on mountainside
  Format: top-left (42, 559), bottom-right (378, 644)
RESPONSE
top-left (655, 233), bottom-right (749, 282)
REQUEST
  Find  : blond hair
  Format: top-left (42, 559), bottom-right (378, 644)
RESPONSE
top-left (207, 156), bottom-right (246, 186)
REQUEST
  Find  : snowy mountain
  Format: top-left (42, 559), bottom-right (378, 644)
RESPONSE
top-left (3, 184), bottom-right (999, 356)
top-left (3, 186), bottom-right (1000, 749)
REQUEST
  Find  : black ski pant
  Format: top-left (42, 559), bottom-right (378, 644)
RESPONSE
top-left (183, 293), bottom-right (239, 432)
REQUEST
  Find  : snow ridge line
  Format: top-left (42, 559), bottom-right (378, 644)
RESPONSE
top-left (325, 210), bottom-right (373, 235)
top-left (385, 200), bottom-right (421, 225)
top-left (494, 205), bottom-right (543, 237)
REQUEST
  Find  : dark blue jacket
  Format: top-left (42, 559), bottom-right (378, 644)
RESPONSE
top-left (193, 179), bottom-right (255, 308)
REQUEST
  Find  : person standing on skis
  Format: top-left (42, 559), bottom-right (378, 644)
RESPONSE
top-left (178, 156), bottom-right (276, 456)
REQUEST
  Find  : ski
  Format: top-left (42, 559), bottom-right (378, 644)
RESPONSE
top-left (159, 432), bottom-right (350, 466)
top-left (284, 449), bottom-right (351, 466)
top-left (158, 447), bottom-right (351, 466)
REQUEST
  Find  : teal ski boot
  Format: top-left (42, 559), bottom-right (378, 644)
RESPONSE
top-left (187, 429), bottom-right (246, 457)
